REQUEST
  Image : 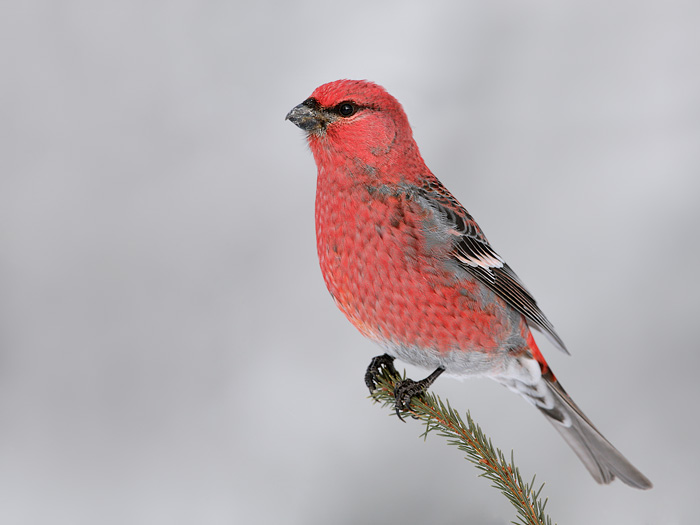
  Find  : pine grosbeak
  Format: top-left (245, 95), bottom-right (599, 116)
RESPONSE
top-left (286, 79), bottom-right (651, 489)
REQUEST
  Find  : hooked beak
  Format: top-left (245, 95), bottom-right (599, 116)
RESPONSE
top-left (285, 98), bottom-right (326, 134)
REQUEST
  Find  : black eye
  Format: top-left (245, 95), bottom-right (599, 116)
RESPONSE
top-left (337, 102), bottom-right (356, 117)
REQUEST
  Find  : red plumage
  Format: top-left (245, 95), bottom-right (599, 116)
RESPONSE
top-left (287, 79), bottom-right (651, 489)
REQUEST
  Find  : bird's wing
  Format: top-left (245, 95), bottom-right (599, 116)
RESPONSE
top-left (412, 181), bottom-right (569, 354)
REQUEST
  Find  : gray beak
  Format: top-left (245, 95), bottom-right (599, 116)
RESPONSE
top-left (285, 99), bottom-right (325, 133)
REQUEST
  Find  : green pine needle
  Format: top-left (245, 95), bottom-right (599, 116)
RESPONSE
top-left (368, 366), bottom-right (555, 525)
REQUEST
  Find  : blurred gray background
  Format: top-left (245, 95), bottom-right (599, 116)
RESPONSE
top-left (1, 1), bottom-right (699, 524)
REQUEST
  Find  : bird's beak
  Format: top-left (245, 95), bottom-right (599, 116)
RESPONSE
top-left (285, 98), bottom-right (326, 133)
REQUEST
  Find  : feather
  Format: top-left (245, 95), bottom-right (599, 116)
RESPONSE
top-left (412, 182), bottom-right (569, 354)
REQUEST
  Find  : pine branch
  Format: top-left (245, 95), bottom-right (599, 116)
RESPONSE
top-left (369, 367), bottom-right (556, 525)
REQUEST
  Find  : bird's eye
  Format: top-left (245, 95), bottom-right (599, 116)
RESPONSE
top-left (337, 102), bottom-right (357, 117)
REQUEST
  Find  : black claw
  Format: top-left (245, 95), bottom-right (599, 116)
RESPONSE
top-left (365, 354), bottom-right (398, 393)
top-left (393, 379), bottom-right (422, 421)
top-left (365, 358), bottom-right (445, 422)
top-left (391, 368), bottom-right (446, 420)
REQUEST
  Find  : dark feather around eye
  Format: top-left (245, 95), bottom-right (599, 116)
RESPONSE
top-left (336, 102), bottom-right (357, 117)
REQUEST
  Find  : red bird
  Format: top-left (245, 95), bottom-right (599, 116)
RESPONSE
top-left (286, 79), bottom-right (651, 489)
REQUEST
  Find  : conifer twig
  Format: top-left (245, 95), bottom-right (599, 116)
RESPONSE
top-left (369, 366), bottom-right (555, 525)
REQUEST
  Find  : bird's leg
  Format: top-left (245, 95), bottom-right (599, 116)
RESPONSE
top-left (393, 367), bottom-right (445, 421)
top-left (365, 353), bottom-right (399, 393)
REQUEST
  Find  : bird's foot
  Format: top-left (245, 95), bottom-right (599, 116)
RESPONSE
top-left (365, 353), bottom-right (399, 393)
top-left (393, 367), bottom-right (445, 421)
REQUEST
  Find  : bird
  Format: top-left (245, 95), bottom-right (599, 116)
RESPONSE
top-left (286, 79), bottom-right (652, 489)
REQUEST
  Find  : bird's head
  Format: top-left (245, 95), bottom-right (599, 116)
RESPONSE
top-left (286, 79), bottom-right (419, 171)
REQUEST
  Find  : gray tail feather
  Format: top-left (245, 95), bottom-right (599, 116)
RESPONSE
top-left (541, 379), bottom-right (652, 489)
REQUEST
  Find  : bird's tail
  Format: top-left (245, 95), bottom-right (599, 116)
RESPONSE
top-left (536, 373), bottom-right (652, 488)
top-left (499, 332), bottom-right (651, 488)
top-left (502, 357), bottom-right (653, 489)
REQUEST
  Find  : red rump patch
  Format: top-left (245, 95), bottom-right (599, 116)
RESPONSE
top-left (526, 331), bottom-right (556, 382)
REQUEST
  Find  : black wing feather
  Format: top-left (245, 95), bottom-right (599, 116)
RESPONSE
top-left (413, 183), bottom-right (569, 354)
